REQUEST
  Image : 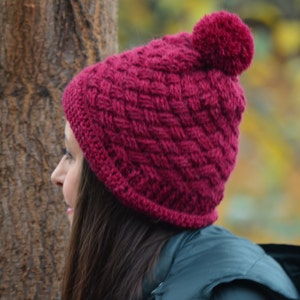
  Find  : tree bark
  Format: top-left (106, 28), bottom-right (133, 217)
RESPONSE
top-left (0, 0), bottom-right (118, 298)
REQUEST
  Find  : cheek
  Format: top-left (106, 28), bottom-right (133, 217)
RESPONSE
top-left (63, 167), bottom-right (81, 207)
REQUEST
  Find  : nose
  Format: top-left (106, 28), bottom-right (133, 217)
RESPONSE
top-left (51, 159), bottom-right (64, 187)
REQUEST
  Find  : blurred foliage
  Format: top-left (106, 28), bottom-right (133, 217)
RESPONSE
top-left (119, 0), bottom-right (300, 243)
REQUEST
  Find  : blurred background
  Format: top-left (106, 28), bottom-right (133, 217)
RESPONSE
top-left (119, 0), bottom-right (300, 243)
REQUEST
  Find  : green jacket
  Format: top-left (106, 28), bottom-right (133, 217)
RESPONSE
top-left (143, 226), bottom-right (299, 300)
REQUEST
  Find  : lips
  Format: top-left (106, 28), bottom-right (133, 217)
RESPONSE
top-left (66, 207), bottom-right (74, 215)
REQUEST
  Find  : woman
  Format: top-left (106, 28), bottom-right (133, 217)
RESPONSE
top-left (51, 11), bottom-right (299, 300)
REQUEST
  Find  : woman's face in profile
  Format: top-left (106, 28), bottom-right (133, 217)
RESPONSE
top-left (51, 122), bottom-right (83, 224)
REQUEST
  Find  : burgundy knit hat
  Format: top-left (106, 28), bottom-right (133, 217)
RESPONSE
top-left (63, 11), bottom-right (254, 229)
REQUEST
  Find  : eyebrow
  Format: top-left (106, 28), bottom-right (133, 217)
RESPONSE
top-left (64, 134), bottom-right (69, 143)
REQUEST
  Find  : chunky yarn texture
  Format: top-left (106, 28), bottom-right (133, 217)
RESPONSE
top-left (63, 11), bottom-right (254, 228)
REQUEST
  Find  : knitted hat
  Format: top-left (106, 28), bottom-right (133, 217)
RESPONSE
top-left (63, 11), bottom-right (254, 229)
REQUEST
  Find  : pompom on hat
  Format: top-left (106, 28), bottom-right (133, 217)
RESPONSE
top-left (63, 11), bottom-right (254, 229)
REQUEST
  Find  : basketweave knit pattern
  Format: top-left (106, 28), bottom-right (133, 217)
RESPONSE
top-left (63, 11), bottom-right (254, 228)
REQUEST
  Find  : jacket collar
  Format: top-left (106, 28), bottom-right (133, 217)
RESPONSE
top-left (143, 226), bottom-right (299, 299)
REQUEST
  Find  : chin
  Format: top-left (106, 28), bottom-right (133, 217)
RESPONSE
top-left (67, 214), bottom-right (74, 225)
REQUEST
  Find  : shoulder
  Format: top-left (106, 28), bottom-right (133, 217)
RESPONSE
top-left (145, 226), bottom-right (299, 300)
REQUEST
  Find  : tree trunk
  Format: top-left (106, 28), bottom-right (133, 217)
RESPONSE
top-left (0, 1), bottom-right (118, 299)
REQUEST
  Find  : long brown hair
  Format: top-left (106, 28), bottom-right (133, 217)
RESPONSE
top-left (62, 159), bottom-right (180, 300)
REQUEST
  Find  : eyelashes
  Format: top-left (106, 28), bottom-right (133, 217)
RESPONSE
top-left (61, 148), bottom-right (73, 160)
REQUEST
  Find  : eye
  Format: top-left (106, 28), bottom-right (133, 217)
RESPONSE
top-left (62, 148), bottom-right (73, 160)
